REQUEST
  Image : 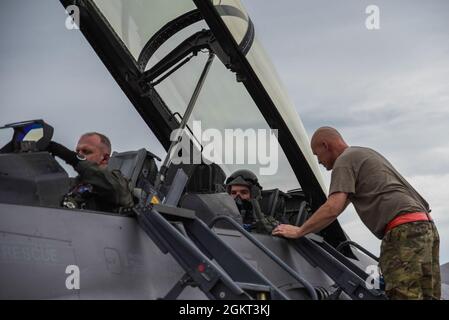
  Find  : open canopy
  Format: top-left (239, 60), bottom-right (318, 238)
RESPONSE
top-left (62, 0), bottom-right (328, 211)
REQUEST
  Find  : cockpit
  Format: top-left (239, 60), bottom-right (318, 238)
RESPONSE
top-left (0, 0), bottom-right (347, 246)
top-left (0, 119), bottom-right (312, 233)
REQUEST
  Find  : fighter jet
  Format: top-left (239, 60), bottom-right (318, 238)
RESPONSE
top-left (0, 0), bottom-right (444, 300)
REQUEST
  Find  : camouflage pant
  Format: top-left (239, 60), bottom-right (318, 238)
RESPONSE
top-left (379, 221), bottom-right (441, 300)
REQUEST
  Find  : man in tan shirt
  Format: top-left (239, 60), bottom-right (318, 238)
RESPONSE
top-left (272, 126), bottom-right (440, 300)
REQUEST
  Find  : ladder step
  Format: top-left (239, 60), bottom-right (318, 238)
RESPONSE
top-left (235, 282), bottom-right (272, 293)
top-left (136, 206), bottom-right (289, 300)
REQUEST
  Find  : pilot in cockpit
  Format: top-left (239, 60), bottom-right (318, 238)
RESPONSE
top-left (46, 132), bottom-right (134, 213)
top-left (225, 169), bottom-right (278, 234)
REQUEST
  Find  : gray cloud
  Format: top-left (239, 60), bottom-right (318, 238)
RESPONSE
top-left (243, 0), bottom-right (449, 263)
top-left (0, 0), bottom-right (166, 157)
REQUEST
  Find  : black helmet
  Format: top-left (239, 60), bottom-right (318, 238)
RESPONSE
top-left (225, 169), bottom-right (262, 200)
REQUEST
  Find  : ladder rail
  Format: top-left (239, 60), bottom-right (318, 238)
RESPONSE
top-left (139, 166), bottom-right (290, 300)
top-left (292, 236), bottom-right (387, 300)
top-left (183, 216), bottom-right (290, 300)
top-left (135, 206), bottom-right (290, 299)
top-left (318, 240), bottom-right (377, 281)
top-left (208, 215), bottom-right (319, 300)
top-left (336, 240), bottom-right (379, 262)
top-left (136, 207), bottom-right (251, 300)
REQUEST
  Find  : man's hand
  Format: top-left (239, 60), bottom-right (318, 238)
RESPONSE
top-left (47, 141), bottom-right (79, 167)
top-left (272, 224), bottom-right (304, 239)
top-left (253, 216), bottom-right (279, 234)
top-left (272, 192), bottom-right (349, 239)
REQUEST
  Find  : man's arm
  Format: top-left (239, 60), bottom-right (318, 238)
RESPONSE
top-left (46, 141), bottom-right (80, 166)
top-left (46, 141), bottom-right (134, 207)
top-left (75, 161), bottom-right (134, 207)
top-left (272, 192), bottom-right (349, 239)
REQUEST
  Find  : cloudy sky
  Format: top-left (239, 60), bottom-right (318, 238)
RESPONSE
top-left (242, 0), bottom-right (449, 263)
top-left (1, 1), bottom-right (448, 264)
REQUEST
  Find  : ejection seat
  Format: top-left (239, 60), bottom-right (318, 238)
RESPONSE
top-left (258, 189), bottom-right (285, 218)
top-left (164, 163), bottom-right (243, 228)
top-left (107, 149), bottom-right (160, 207)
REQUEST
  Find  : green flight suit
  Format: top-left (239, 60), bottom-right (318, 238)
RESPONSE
top-left (63, 160), bottom-right (134, 213)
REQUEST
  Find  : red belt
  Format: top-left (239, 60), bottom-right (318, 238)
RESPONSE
top-left (385, 212), bottom-right (432, 234)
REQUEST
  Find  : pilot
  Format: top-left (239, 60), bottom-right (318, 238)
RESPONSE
top-left (225, 169), bottom-right (278, 234)
top-left (46, 132), bottom-right (134, 213)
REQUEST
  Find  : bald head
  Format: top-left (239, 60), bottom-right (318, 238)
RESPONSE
top-left (311, 127), bottom-right (343, 146)
top-left (311, 127), bottom-right (348, 170)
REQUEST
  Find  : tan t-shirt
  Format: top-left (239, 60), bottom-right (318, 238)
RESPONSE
top-left (329, 146), bottom-right (430, 239)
